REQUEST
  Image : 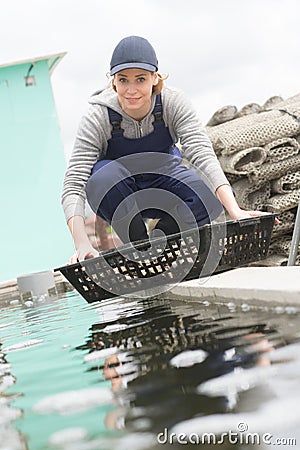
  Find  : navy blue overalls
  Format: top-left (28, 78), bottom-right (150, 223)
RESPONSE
top-left (86, 94), bottom-right (223, 244)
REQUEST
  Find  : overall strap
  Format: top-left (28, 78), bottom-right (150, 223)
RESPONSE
top-left (107, 94), bottom-right (164, 137)
top-left (152, 93), bottom-right (164, 122)
top-left (107, 108), bottom-right (124, 137)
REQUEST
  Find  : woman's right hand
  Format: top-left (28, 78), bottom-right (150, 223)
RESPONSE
top-left (67, 216), bottom-right (100, 264)
top-left (68, 244), bottom-right (99, 264)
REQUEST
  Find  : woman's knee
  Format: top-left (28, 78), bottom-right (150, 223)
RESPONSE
top-left (86, 160), bottom-right (131, 198)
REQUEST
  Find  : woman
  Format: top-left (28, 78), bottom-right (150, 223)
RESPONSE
top-left (62, 36), bottom-right (266, 263)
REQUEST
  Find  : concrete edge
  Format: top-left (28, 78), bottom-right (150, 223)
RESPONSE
top-left (163, 266), bottom-right (300, 307)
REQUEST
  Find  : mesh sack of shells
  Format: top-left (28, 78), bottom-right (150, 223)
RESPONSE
top-left (206, 94), bottom-right (299, 131)
top-left (264, 137), bottom-right (300, 163)
top-left (232, 178), bottom-right (271, 210)
top-left (249, 155), bottom-right (300, 183)
top-left (207, 110), bottom-right (274, 154)
top-left (207, 104), bottom-right (300, 155)
top-left (206, 95), bottom-right (285, 132)
top-left (206, 103), bottom-right (263, 128)
top-left (235, 102), bottom-right (262, 118)
top-left (206, 105), bottom-right (238, 126)
top-left (267, 93), bottom-right (300, 110)
top-left (272, 171), bottom-right (300, 194)
top-left (272, 209), bottom-right (296, 237)
top-left (263, 96), bottom-right (284, 109)
top-left (226, 173), bottom-right (241, 185)
top-left (269, 235), bottom-right (297, 256)
top-left (208, 106), bottom-right (275, 133)
top-left (260, 254), bottom-right (300, 267)
top-left (215, 111), bottom-right (300, 155)
top-left (218, 147), bottom-right (267, 175)
top-left (265, 189), bottom-right (300, 213)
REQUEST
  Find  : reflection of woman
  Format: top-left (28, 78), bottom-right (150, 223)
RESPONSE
top-left (82, 302), bottom-right (276, 435)
top-left (62, 35), bottom-right (267, 263)
top-left (103, 354), bottom-right (123, 391)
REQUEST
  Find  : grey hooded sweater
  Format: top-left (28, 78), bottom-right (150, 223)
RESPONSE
top-left (61, 85), bottom-right (229, 222)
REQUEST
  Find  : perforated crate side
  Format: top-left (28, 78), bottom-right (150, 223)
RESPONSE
top-left (56, 215), bottom-right (275, 302)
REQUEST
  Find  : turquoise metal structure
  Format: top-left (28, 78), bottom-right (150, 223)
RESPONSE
top-left (0, 53), bottom-right (73, 281)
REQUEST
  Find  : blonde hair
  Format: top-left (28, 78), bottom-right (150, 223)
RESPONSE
top-left (111, 72), bottom-right (168, 94)
top-left (153, 73), bottom-right (168, 94)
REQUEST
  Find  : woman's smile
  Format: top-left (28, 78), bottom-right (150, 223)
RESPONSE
top-left (126, 97), bottom-right (141, 103)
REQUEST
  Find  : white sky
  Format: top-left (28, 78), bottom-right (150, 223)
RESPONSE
top-left (1, 0), bottom-right (300, 160)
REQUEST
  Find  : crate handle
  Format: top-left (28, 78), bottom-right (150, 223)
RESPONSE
top-left (238, 217), bottom-right (261, 227)
top-left (238, 214), bottom-right (276, 228)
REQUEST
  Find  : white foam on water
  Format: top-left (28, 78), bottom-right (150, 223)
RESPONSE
top-left (0, 374), bottom-right (16, 392)
top-left (55, 432), bottom-right (156, 450)
top-left (48, 427), bottom-right (88, 446)
top-left (114, 361), bottom-right (138, 376)
top-left (173, 343), bottom-right (300, 439)
top-left (0, 362), bottom-right (11, 376)
top-left (3, 339), bottom-right (44, 352)
top-left (115, 432), bottom-right (156, 450)
top-left (170, 349), bottom-right (208, 368)
top-left (172, 393), bottom-right (300, 437)
top-left (269, 341), bottom-right (300, 362)
top-left (0, 402), bottom-right (22, 425)
top-left (0, 426), bottom-right (27, 450)
top-left (102, 324), bottom-right (128, 333)
top-left (33, 387), bottom-right (113, 415)
top-left (197, 365), bottom-right (276, 397)
top-left (0, 322), bottom-right (15, 329)
top-left (9, 300), bottom-right (20, 305)
top-left (96, 297), bottom-right (146, 323)
top-left (24, 300), bottom-right (34, 307)
top-left (83, 346), bottom-right (118, 363)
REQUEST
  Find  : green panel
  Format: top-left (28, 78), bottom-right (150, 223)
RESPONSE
top-left (0, 59), bottom-right (73, 281)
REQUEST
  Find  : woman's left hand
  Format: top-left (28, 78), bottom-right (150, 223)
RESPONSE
top-left (215, 185), bottom-right (279, 224)
top-left (230, 208), bottom-right (280, 224)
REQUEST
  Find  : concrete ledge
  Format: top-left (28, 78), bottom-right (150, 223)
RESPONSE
top-left (166, 266), bottom-right (300, 306)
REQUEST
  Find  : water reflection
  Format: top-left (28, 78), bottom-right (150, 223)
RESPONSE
top-left (0, 342), bottom-right (28, 449)
top-left (1, 292), bottom-right (299, 450)
top-left (78, 297), bottom-right (296, 449)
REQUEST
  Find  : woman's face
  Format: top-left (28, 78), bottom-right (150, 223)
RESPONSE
top-left (113, 68), bottom-right (158, 120)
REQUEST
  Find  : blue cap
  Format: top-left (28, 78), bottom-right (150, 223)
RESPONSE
top-left (110, 36), bottom-right (158, 76)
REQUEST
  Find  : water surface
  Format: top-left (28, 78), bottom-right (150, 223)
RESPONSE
top-left (0, 290), bottom-right (299, 449)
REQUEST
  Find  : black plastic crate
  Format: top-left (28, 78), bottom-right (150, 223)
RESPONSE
top-left (55, 214), bottom-right (275, 303)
